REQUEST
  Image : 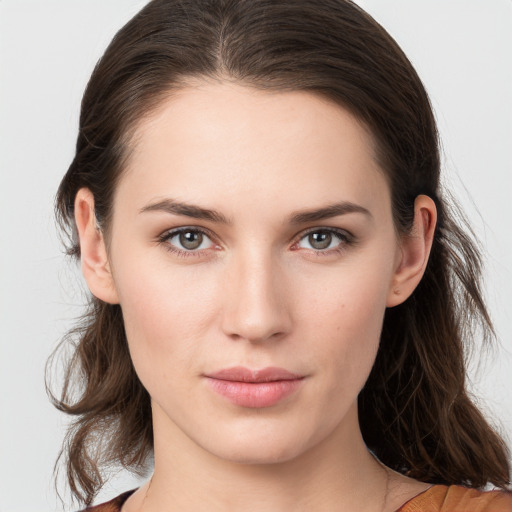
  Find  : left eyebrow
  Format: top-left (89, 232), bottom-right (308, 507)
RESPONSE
top-left (289, 201), bottom-right (373, 224)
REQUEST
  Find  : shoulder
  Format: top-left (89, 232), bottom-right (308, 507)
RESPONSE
top-left (80, 490), bottom-right (136, 512)
top-left (399, 485), bottom-right (512, 512)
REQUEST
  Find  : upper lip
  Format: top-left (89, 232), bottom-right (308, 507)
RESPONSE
top-left (204, 366), bottom-right (303, 383)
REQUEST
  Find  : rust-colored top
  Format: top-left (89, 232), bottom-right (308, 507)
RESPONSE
top-left (85, 485), bottom-right (512, 511)
top-left (398, 485), bottom-right (512, 511)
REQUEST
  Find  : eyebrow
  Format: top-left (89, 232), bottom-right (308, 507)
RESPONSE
top-left (289, 202), bottom-right (372, 224)
top-left (140, 198), bottom-right (372, 224)
top-left (140, 198), bottom-right (229, 223)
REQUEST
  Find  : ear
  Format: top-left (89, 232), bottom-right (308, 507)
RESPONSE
top-left (386, 195), bottom-right (437, 307)
top-left (74, 188), bottom-right (119, 304)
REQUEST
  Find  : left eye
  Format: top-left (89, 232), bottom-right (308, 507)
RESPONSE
top-left (165, 229), bottom-right (214, 251)
top-left (297, 229), bottom-right (348, 251)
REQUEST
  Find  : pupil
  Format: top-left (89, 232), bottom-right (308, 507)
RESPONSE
top-left (309, 231), bottom-right (331, 250)
top-left (180, 231), bottom-right (202, 250)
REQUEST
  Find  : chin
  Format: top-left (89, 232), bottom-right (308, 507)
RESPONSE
top-left (214, 444), bottom-right (304, 466)
top-left (199, 426), bottom-right (316, 466)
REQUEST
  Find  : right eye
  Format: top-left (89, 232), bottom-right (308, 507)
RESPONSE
top-left (158, 227), bottom-right (216, 256)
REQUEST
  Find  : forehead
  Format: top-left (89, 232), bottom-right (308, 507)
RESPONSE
top-left (117, 81), bottom-right (391, 220)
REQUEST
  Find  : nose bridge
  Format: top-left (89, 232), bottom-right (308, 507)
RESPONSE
top-left (221, 245), bottom-right (290, 342)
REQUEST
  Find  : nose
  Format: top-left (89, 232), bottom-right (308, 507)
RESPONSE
top-left (220, 249), bottom-right (292, 343)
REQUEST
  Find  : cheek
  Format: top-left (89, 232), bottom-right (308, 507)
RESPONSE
top-left (296, 256), bottom-right (393, 386)
top-left (301, 254), bottom-right (392, 335)
top-left (112, 258), bottom-right (221, 385)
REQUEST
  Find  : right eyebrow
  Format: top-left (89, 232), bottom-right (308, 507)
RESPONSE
top-left (139, 198), bottom-right (230, 224)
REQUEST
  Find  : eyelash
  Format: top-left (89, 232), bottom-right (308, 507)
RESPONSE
top-left (157, 226), bottom-right (355, 259)
top-left (292, 227), bottom-right (355, 256)
top-left (157, 227), bottom-right (218, 259)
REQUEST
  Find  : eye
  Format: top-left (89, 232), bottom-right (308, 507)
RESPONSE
top-left (159, 228), bottom-right (215, 254)
top-left (296, 229), bottom-right (351, 252)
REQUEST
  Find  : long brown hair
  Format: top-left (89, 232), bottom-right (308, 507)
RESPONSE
top-left (48, 0), bottom-right (511, 505)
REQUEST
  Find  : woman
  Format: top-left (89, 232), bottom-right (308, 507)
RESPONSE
top-left (49, 0), bottom-right (512, 510)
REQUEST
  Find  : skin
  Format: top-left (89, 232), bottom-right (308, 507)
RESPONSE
top-left (75, 81), bottom-right (436, 511)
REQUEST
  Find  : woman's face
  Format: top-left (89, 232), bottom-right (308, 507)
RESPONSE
top-left (103, 82), bottom-right (404, 464)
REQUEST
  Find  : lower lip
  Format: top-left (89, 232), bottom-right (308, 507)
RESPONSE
top-left (205, 377), bottom-right (304, 408)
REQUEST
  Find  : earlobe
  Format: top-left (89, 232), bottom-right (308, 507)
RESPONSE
top-left (386, 195), bottom-right (437, 307)
top-left (74, 188), bottom-right (119, 304)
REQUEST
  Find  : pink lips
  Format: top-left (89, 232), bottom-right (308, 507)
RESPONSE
top-left (204, 366), bottom-right (305, 408)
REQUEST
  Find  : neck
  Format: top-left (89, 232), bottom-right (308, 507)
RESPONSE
top-left (133, 402), bottom-right (389, 512)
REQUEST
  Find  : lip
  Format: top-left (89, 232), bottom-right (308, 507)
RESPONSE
top-left (206, 366), bottom-right (303, 382)
top-left (204, 366), bottom-right (305, 408)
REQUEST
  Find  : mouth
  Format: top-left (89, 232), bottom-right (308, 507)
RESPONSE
top-left (203, 366), bottom-right (305, 408)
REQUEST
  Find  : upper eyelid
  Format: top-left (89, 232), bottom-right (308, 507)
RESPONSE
top-left (160, 225), bottom-right (351, 237)
top-left (294, 226), bottom-right (352, 242)
top-left (299, 226), bottom-right (351, 236)
top-left (159, 225), bottom-right (216, 240)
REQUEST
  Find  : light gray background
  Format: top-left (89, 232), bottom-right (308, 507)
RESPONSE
top-left (1, 1), bottom-right (511, 510)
